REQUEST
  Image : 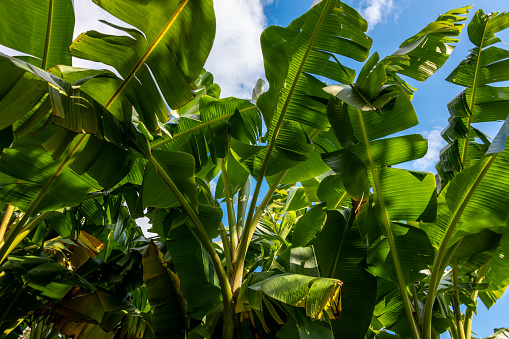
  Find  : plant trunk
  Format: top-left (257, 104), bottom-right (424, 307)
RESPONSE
top-left (223, 299), bottom-right (238, 339)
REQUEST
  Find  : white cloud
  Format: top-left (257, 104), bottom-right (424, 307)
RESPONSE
top-left (136, 216), bottom-right (158, 238)
top-left (73, 2), bottom-right (132, 40)
top-left (358, 0), bottom-right (396, 30)
top-left (73, 0), bottom-right (269, 99)
top-left (412, 129), bottom-right (445, 172)
top-left (205, 0), bottom-right (268, 99)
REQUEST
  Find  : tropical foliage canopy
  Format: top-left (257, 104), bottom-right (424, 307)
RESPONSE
top-left (0, 1), bottom-right (508, 339)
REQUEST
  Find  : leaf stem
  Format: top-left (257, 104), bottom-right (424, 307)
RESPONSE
top-left (333, 191), bottom-right (348, 210)
top-left (461, 20), bottom-right (487, 166)
top-left (219, 222), bottom-right (234, 276)
top-left (143, 152), bottom-right (233, 309)
top-left (412, 283), bottom-right (421, 327)
top-left (355, 109), bottom-right (421, 339)
top-left (452, 258), bottom-right (466, 339)
top-left (422, 155), bottom-right (497, 339)
top-left (104, 0), bottom-right (189, 110)
top-left (464, 262), bottom-right (489, 339)
top-left (236, 178), bottom-right (250, 239)
top-left (103, 228), bottom-right (113, 262)
top-left (0, 180), bottom-right (21, 245)
top-left (244, 0), bottom-right (333, 229)
top-left (220, 158), bottom-right (238, 253)
top-left (350, 84), bottom-right (379, 112)
top-left (232, 170), bottom-right (287, 294)
top-left (329, 213), bottom-right (349, 279)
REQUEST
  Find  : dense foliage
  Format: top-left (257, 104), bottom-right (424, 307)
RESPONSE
top-left (0, 1), bottom-right (508, 338)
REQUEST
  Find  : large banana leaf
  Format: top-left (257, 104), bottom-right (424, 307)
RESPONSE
top-left (316, 175), bottom-right (349, 210)
top-left (0, 53), bottom-right (136, 195)
top-left (311, 210), bottom-right (377, 339)
top-left (152, 94), bottom-right (261, 173)
top-left (233, 0), bottom-right (371, 179)
top-left (367, 223), bottom-right (435, 284)
top-left (47, 289), bottom-right (139, 338)
top-left (0, 53), bottom-right (127, 145)
top-left (437, 9), bottom-right (509, 179)
top-left (386, 7), bottom-right (470, 82)
top-left (70, 0), bottom-right (216, 132)
top-left (0, 146), bottom-right (100, 213)
top-left (140, 150), bottom-right (198, 209)
top-left (165, 224), bottom-right (222, 316)
top-left (248, 273), bottom-right (342, 321)
top-left (0, 0), bottom-right (74, 69)
top-left (478, 233), bottom-right (509, 308)
top-left (142, 241), bottom-right (187, 339)
top-left (421, 138), bottom-right (509, 252)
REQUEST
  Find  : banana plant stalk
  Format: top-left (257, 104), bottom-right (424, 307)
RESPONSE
top-left (354, 107), bottom-right (421, 339)
top-left (452, 258), bottom-right (466, 339)
top-left (220, 158), bottom-right (238, 251)
top-left (140, 148), bottom-right (235, 338)
top-left (232, 170), bottom-right (288, 294)
top-left (0, 182), bottom-right (19, 244)
top-left (422, 155), bottom-right (497, 339)
top-left (464, 262), bottom-right (489, 339)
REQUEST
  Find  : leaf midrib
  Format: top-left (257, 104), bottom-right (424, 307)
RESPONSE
top-left (150, 105), bottom-right (257, 150)
top-left (41, 0), bottom-right (55, 70)
top-left (258, 0), bottom-right (334, 182)
top-left (105, 0), bottom-right (190, 110)
top-left (462, 14), bottom-right (490, 165)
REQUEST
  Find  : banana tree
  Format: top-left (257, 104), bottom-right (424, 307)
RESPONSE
top-left (419, 9), bottom-right (509, 339)
top-left (1, 1), bottom-right (509, 339)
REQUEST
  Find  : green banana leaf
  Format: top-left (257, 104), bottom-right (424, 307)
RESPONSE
top-left (291, 203), bottom-right (327, 248)
top-left (421, 142), bottom-right (509, 252)
top-left (235, 0), bottom-right (371, 179)
top-left (387, 6), bottom-right (470, 82)
top-left (151, 94), bottom-right (261, 173)
top-left (0, 53), bottom-right (127, 146)
top-left (70, 0), bottom-right (216, 132)
top-left (0, 146), bottom-right (100, 213)
top-left (0, 0), bottom-right (74, 69)
top-left (248, 273), bottom-right (342, 321)
top-left (165, 224), bottom-right (222, 317)
top-left (311, 210), bottom-right (377, 339)
top-left (437, 9), bottom-right (509, 179)
top-left (316, 175), bottom-right (348, 210)
top-left (367, 223), bottom-right (435, 284)
top-left (142, 241), bottom-right (187, 339)
top-left (141, 150), bottom-right (198, 209)
top-left (477, 232), bottom-right (509, 308)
